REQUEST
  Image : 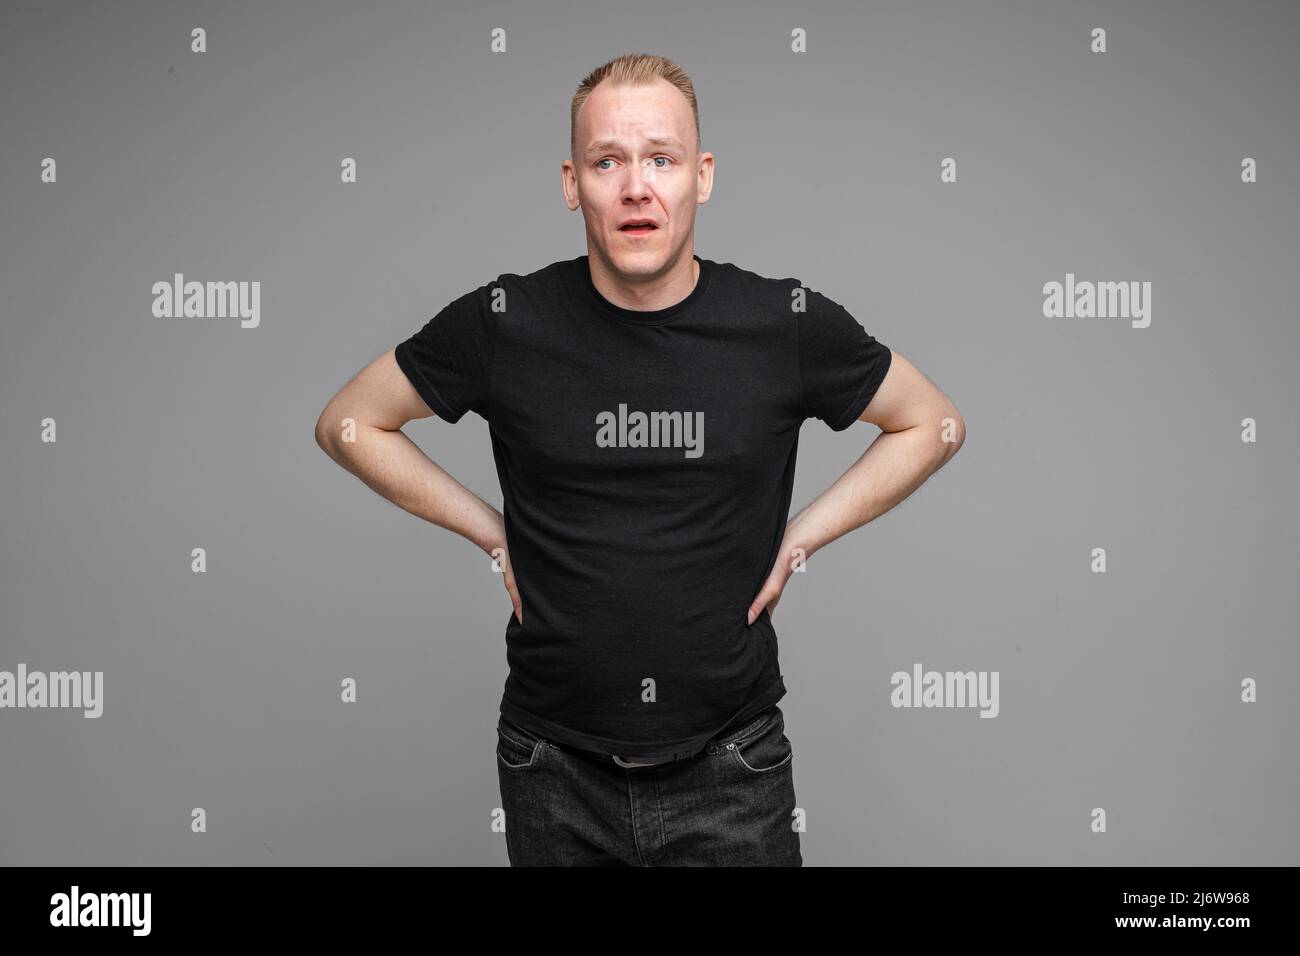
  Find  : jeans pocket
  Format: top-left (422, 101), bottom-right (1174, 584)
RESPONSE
top-left (496, 716), bottom-right (545, 771)
top-left (726, 705), bottom-right (793, 775)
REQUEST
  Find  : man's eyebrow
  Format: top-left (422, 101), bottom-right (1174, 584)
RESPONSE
top-left (585, 136), bottom-right (686, 156)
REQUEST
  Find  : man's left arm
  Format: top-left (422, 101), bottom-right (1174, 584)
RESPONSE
top-left (746, 350), bottom-right (965, 624)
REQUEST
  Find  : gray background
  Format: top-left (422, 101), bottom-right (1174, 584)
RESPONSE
top-left (1, 0), bottom-right (1297, 866)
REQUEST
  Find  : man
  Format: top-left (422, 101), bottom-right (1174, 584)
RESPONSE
top-left (315, 52), bottom-right (965, 866)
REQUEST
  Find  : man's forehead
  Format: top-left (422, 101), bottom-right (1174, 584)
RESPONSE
top-left (577, 81), bottom-right (694, 151)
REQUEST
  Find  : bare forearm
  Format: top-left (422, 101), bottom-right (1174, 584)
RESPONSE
top-left (785, 423), bottom-right (960, 562)
top-left (316, 423), bottom-right (503, 557)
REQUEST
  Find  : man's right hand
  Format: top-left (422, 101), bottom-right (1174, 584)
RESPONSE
top-left (491, 542), bottom-right (524, 625)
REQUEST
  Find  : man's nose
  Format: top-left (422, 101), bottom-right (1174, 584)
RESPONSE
top-left (620, 160), bottom-right (655, 197)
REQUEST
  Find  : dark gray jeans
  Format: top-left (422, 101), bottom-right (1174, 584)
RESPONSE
top-left (495, 704), bottom-right (802, 866)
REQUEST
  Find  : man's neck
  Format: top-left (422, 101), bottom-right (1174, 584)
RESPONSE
top-left (588, 252), bottom-right (699, 312)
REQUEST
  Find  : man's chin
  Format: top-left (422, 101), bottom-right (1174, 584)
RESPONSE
top-left (603, 248), bottom-right (668, 276)
top-left (614, 237), bottom-right (681, 261)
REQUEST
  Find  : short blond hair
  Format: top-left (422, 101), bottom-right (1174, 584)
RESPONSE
top-left (570, 52), bottom-right (701, 160)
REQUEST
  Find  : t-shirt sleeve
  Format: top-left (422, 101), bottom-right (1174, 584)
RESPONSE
top-left (393, 279), bottom-right (499, 423)
top-left (796, 285), bottom-right (893, 431)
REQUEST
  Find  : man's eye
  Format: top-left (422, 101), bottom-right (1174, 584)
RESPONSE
top-left (594, 157), bottom-right (671, 170)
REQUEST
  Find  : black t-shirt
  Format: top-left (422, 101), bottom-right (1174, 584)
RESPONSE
top-left (394, 254), bottom-right (892, 760)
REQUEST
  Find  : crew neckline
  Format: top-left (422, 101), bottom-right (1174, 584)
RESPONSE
top-left (575, 254), bottom-right (713, 326)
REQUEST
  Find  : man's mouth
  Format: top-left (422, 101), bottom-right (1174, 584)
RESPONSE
top-left (619, 220), bottom-right (659, 234)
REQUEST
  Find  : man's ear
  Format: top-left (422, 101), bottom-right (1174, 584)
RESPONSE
top-left (561, 161), bottom-right (582, 211)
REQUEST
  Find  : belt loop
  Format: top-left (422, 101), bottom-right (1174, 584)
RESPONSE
top-left (613, 754), bottom-right (657, 768)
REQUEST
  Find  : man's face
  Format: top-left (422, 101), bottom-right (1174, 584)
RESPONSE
top-left (563, 78), bottom-right (713, 279)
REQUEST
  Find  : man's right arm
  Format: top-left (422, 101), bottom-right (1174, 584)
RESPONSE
top-left (313, 348), bottom-right (505, 560)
